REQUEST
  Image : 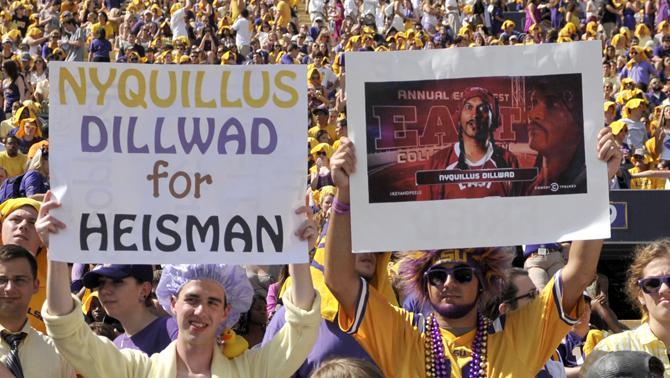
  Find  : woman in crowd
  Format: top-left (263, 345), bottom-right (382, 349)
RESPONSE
top-left (582, 240), bottom-right (670, 375)
top-left (28, 54), bottom-right (47, 94)
top-left (8, 117), bottom-right (43, 155)
top-left (89, 27), bottom-right (112, 62)
top-left (79, 264), bottom-right (179, 355)
top-left (2, 60), bottom-right (28, 118)
top-left (234, 294), bottom-right (268, 348)
top-left (20, 144), bottom-right (49, 197)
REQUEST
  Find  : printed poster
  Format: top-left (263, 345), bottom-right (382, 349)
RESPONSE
top-left (346, 41), bottom-right (611, 252)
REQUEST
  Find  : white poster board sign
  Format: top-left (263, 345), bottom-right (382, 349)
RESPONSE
top-left (49, 63), bottom-right (308, 264)
top-left (346, 41), bottom-right (610, 252)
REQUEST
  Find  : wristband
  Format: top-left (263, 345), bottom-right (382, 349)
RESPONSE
top-left (332, 197), bottom-right (350, 214)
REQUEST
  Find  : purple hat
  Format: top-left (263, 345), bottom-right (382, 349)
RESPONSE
top-left (82, 264), bottom-right (154, 289)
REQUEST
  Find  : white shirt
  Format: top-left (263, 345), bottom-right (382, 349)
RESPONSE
top-left (309, 0), bottom-right (326, 14)
top-left (170, 8), bottom-right (188, 39)
top-left (362, 0), bottom-right (378, 16)
top-left (344, 0), bottom-right (359, 17)
top-left (445, 0), bottom-right (459, 13)
top-left (232, 17), bottom-right (252, 46)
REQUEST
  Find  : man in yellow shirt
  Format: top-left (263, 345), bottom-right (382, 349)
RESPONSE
top-left (323, 128), bottom-right (621, 377)
top-left (0, 136), bottom-right (28, 178)
top-left (274, 0), bottom-right (291, 29)
top-left (308, 107), bottom-right (337, 142)
top-left (0, 198), bottom-right (44, 333)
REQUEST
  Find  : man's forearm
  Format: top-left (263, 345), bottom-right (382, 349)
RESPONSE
top-left (289, 263), bottom-right (315, 310)
top-left (324, 187), bottom-right (360, 318)
top-left (561, 240), bottom-right (603, 311)
top-left (47, 260), bottom-right (75, 316)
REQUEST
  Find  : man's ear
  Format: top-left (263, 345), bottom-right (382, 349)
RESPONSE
top-left (498, 302), bottom-right (508, 315)
top-left (223, 303), bottom-right (232, 319)
top-left (141, 282), bottom-right (153, 298)
top-left (32, 278), bottom-right (39, 295)
top-left (170, 295), bottom-right (177, 313)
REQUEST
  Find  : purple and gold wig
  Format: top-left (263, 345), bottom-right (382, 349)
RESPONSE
top-left (398, 248), bottom-right (514, 311)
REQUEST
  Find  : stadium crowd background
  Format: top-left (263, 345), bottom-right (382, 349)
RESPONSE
top-left (0, 0), bottom-right (668, 376)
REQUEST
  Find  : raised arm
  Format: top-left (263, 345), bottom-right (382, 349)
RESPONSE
top-left (323, 137), bottom-right (360, 318)
top-left (289, 207), bottom-right (318, 310)
top-left (560, 128), bottom-right (622, 311)
top-left (36, 191), bottom-right (73, 316)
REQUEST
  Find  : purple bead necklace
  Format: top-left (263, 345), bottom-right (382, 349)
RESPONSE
top-left (424, 312), bottom-right (490, 378)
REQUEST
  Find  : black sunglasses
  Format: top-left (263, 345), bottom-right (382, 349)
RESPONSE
top-left (424, 265), bottom-right (476, 287)
top-left (506, 289), bottom-right (539, 304)
top-left (638, 274), bottom-right (670, 294)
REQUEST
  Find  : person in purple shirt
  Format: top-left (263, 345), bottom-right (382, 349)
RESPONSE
top-left (261, 243), bottom-right (392, 377)
top-left (654, 35), bottom-right (670, 59)
top-left (619, 46), bottom-right (658, 90)
top-left (20, 146), bottom-right (49, 197)
top-left (280, 43), bottom-right (300, 64)
top-left (82, 264), bottom-right (178, 355)
top-left (556, 294), bottom-right (592, 376)
top-left (88, 28), bottom-right (112, 62)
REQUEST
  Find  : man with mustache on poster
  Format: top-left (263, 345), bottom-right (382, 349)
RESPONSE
top-left (524, 79), bottom-right (586, 195)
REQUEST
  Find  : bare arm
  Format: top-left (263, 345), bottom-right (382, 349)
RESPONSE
top-left (289, 207), bottom-right (318, 310)
top-left (36, 191), bottom-right (73, 316)
top-left (323, 138), bottom-right (360, 319)
top-left (560, 128), bottom-right (622, 311)
top-left (630, 169), bottom-right (670, 178)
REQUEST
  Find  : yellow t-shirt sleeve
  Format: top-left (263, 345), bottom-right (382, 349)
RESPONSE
top-left (337, 277), bottom-right (421, 377)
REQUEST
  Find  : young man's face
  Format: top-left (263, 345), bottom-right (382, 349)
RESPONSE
top-left (4, 138), bottom-right (18, 157)
top-left (1, 207), bottom-right (40, 255)
top-left (426, 262), bottom-right (480, 319)
top-left (354, 253), bottom-right (376, 280)
top-left (638, 256), bottom-right (670, 324)
top-left (460, 96), bottom-right (489, 142)
top-left (172, 279), bottom-right (230, 347)
top-left (0, 257), bottom-right (38, 322)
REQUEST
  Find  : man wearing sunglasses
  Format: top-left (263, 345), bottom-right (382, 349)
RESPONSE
top-left (495, 268), bottom-right (565, 377)
top-left (581, 240), bottom-right (670, 375)
top-left (324, 127), bottom-right (621, 377)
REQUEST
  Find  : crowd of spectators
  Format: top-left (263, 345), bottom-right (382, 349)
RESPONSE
top-left (0, 0), bottom-right (667, 376)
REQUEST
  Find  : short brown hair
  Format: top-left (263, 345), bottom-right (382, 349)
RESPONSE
top-left (310, 358), bottom-right (383, 378)
top-left (0, 244), bottom-right (37, 278)
top-left (625, 239), bottom-right (670, 317)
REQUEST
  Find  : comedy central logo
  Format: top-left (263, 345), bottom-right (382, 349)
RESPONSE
top-left (550, 183), bottom-right (559, 192)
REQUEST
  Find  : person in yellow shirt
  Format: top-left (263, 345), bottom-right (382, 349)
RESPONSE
top-left (0, 198), bottom-right (44, 333)
top-left (274, 0), bottom-right (291, 29)
top-left (0, 136), bottom-right (27, 178)
top-left (308, 107), bottom-right (337, 142)
top-left (581, 240), bottom-right (670, 376)
top-left (91, 11), bottom-right (114, 41)
top-left (628, 150), bottom-right (666, 190)
top-left (323, 128), bottom-right (621, 377)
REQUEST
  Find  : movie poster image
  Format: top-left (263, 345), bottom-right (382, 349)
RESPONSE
top-left (365, 74), bottom-right (585, 203)
top-left (346, 42), bottom-right (610, 252)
